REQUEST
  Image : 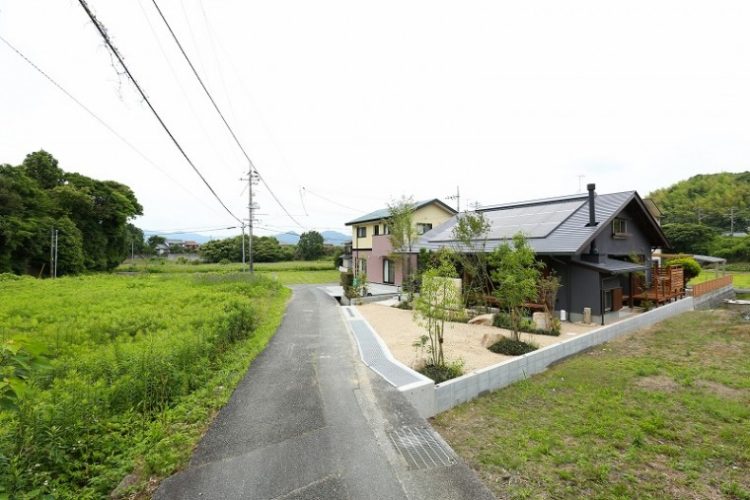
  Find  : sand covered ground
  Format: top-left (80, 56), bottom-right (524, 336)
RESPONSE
top-left (356, 302), bottom-right (599, 373)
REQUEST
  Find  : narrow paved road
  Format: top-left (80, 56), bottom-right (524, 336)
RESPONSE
top-left (156, 286), bottom-right (494, 500)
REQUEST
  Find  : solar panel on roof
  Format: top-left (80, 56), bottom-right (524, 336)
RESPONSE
top-left (483, 199), bottom-right (585, 239)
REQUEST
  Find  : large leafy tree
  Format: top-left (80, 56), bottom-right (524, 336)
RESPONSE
top-left (490, 233), bottom-right (543, 341)
top-left (0, 151), bottom-right (142, 275)
top-left (296, 231), bottom-right (324, 260)
top-left (661, 223), bottom-right (717, 255)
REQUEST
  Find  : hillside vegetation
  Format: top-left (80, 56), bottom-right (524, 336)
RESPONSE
top-left (648, 172), bottom-right (750, 259)
top-left (0, 151), bottom-right (142, 275)
top-left (0, 273), bottom-right (289, 498)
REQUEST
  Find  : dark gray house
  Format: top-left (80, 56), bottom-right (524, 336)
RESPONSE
top-left (414, 184), bottom-right (671, 323)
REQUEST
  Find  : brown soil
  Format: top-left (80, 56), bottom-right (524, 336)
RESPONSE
top-left (635, 375), bottom-right (680, 392)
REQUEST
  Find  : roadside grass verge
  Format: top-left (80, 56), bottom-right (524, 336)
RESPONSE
top-left (116, 258), bottom-right (334, 274)
top-left (115, 259), bottom-right (339, 285)
top-left (690, 269), bottom-right (750, 288)
top-left (0, 273), bottom-right (290, 498)
top-left (432, 310), bottom-right (750, 499)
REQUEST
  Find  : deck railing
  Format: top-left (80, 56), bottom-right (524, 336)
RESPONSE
top-left (691, 275), bottom-right (733, 297)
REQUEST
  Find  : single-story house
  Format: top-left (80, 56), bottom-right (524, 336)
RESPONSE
top-left (413, 184), bottom-right (672, 323)
top-left (344, 199), bottom-right (457, 285)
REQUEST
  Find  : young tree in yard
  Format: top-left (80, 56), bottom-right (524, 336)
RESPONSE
top-left (451, 211), bottom-right (492, 307)
top-left (296, 231), bottom-right (325, 260)
top-left (388, 197), bottom-right (417, 295)
top-left (413, 251), bottom-right (461, 368)
top-left (490, 233), bottom-right (543, 342)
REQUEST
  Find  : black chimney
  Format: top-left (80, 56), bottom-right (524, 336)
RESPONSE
top-left (586, 183), bottom-right (598, 227)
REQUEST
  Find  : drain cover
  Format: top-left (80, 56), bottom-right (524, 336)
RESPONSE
top-left (388, 426), bottom-right (457, 470)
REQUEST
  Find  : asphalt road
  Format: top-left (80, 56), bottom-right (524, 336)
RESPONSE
top-left (156, 286), bottom-right (494, 500)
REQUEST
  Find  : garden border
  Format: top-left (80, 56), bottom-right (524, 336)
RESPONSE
top-left (345, 285), bottom-right (734, 418)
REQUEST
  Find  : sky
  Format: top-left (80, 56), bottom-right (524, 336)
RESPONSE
top-left (2, 1), bottom-right (750, 240)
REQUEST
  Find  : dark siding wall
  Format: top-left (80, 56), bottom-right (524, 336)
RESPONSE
top-left (592, 204), bottom-right (652, 260)
top-left (568, 266), bottom-right (603, 315)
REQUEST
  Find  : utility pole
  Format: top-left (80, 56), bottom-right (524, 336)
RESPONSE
top-left (241, 223), bottom-right (246, 264)
top-left (446, 186), bottom-right (460, 212)
top-left (50, 228), bottom-right (55, 278)
top-left (54, 229), bottom-right (59, 278)
top-left (241, 165), bottom-right (258, 273)
top-left (577, 175), bottom-right (586, 193)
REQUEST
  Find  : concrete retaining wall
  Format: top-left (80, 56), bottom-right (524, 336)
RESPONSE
top-left (431, 295), bottom-right (697, 415)
top-left (362, 284), bottom-right (735, 417)
top-left (693, 286), bottom-right (735, 310)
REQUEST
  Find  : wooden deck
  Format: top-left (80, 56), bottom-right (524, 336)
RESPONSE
top-left (625, 265), bottom-right (685, 306)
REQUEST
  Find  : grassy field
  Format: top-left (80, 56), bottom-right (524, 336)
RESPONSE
top-left (0, 272), bottom-right (290, 498)
top-left (433, 310), bottom-right (750, 499)
top-left (115, 258), bottom-right (339, 285)
top-left (690, 269), bottom-right (750, 288)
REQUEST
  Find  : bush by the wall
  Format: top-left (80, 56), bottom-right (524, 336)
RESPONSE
top-left (493, 312), bottom-right (560, 336)
top-left (488, 337), bottom-right (538, 356)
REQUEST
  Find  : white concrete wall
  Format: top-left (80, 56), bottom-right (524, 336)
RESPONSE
top-left (423, 289), bottom-right (732, 416)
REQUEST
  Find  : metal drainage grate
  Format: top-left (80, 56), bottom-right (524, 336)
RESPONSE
top-left (388, 426), bottom-right (457, 470)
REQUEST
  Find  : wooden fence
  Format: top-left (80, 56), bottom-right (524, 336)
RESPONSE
top-left (691, 275), bottom-right (733, 297)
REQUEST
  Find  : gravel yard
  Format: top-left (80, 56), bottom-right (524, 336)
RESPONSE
top-left (356, 302), bottom-right (599, 373)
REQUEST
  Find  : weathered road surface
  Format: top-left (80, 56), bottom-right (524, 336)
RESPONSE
top-left (156, 286), bottom-right (494, 500)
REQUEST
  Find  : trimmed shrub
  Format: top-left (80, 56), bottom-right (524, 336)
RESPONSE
top-left (419, 360), bottom-right (464, 383)
top-left (488, 337), bottom-right (538, 356)
top-left (665, 257), bottom-right (701, 281)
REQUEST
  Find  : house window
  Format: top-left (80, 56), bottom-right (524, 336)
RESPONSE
top-left (373, 224), bottom-right (380, 236)
top-left (357, 258), bottom-right (367, 274)
top-left (612, 218), bottom-right (628, 238)
top-left (383, 224), bottom-right (391, 235)
top-left (416, 223), bottom-right (433, 235)
top-left (357, 226), bottom-right (367, 238)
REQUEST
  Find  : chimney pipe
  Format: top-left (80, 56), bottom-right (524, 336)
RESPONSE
top-left (586, 183), bottom-right (597, 227)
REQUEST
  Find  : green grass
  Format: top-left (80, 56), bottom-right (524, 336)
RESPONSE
top-left (0, 272), bottom-right (290, 498)
top-left (690, 269), bottom-right (750, 288)
top-left (432, 310), bottom-right (750, 499)
top-left (114, 258), bottom-right (339, 285)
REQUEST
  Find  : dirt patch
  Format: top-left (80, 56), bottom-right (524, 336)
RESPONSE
top-left (635, 375), bottom-right (680, 392)
top-left (695, 380), bottom-right (747, 399)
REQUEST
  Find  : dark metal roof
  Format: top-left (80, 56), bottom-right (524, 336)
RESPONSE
top-left (344, 198), bottom-right (457, 226)
top-left (414, 190), bottom-right (669, 255)
top-left (570, 258), bottom-right (647, 274)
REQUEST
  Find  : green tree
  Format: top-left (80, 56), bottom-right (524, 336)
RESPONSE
top-left (387, 196), bottom-right (418, 294)
top-left (147, 235), bottom-right (167, 255)
top-left (296, 231), bottom-right (324, 260)
top-left (490, 233), bottom-right (543, 342)
top-left (662, 223), bottom-right (717, 255)
top-left (413, 251), bottom-right (461, 368)
top-left (451, 211), bottom-right (492, 307)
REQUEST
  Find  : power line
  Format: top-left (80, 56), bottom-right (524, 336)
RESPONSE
top-left (135, 0), bottom-right (238, 178)
top-left (149, 0), bottom-right (306, 230)
top-left (144, 225), bottom-right (238, 235)
top-left (0, 33), bottom-right (227, 219)
top-left (302, 187), bottom-right (360, 212)
top-left (76, 0), bottom-right (242, 224)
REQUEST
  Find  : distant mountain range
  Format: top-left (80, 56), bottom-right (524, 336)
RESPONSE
top-left (143, 230), bottom-right (350, 246)
top-left (274, 231), bottom-right (351, 246)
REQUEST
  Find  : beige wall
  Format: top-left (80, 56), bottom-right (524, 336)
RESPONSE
top-left (350, 202), bottom-right (454, 250)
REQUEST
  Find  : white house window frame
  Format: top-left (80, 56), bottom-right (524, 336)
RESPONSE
top-left (357, 226), bottom-right (367, 238)
top-left (416, 223), bottom-right (433, 235)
